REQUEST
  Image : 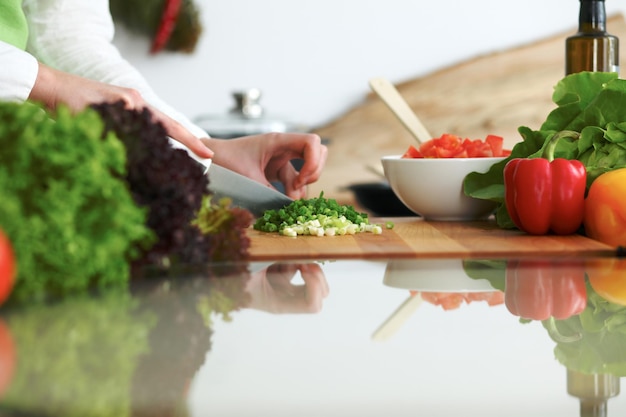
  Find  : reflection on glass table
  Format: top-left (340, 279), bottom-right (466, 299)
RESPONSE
top-left (380, 257), bottom-right (626, 417)
top-left (0, 258), bottom-right (624, 416)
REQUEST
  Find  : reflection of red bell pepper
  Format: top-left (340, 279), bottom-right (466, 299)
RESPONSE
top-left (505, 259), bottom-right (587, 321)
top-left (503, 131), bottom-right (586, 235)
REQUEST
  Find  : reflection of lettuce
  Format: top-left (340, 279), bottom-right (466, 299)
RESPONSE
top-left (0, 291), bottom-right (156, 417)
top-left (462, 259), bottom-right (506, 291)
top-left (464, 260), bottom-right (626, 376)
top-left (544, 283), bottom-right (626, 376)
top-left (0, 265), bottom-right (253, 416)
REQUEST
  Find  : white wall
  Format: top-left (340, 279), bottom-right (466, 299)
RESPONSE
top-left (112, 0), bottom-right (626, 131)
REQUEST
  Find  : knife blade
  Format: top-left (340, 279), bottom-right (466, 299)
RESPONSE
top-left (172, 139), bottom-right (293, 217)
top-left (205, 161), bottom-right (293, 217)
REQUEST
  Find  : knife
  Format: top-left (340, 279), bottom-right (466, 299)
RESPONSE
top-left (172, 139), bottom-right (293, 217)
top-left (196, 159), bottom-right (293, 217)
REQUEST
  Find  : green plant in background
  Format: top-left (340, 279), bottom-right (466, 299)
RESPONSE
top-left (109, 0), bottom-right (203, 54)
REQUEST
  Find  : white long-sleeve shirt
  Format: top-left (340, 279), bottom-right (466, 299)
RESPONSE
top-left (0, 41), bottom-right (38, 101)
top-left (0, 0), bottom-right (207, 139)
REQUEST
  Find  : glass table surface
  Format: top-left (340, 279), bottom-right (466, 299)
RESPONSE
top-left (0, 256), bottom-right (624, 417)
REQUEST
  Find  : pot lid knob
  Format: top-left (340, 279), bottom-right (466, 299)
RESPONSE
top-left (231, 88), bottom-right (264, 119)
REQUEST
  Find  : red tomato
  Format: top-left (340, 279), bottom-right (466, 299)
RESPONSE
top-left (0, 230), bottom-right (15, 306)
top-left (0, 319), bottom-right (15, 397)
top-left (420, 292), bottom-right (465, 310)
top-left (418, 291), bottom-right (505, 310)
top-left (465, 291), bottom-right (505, 306)
top-left (401, 133), bottom-right (510, 159)
top-left (402, 145), bottom-right (422, 158)
top-left (486, 134), bottom-right (506, 156)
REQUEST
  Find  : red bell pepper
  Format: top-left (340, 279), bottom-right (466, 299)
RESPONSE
top-left (503, 131), bottom-right (586, 235)
top-left (504, 259), bottom-right (587, 321)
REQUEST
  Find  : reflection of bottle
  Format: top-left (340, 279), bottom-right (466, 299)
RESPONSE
top-left (565, 0), bottom-right (619, 75)
top-left (567, 369), bottom-right (620, 417)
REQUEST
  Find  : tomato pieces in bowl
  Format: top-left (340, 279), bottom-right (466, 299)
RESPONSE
top-left (402, 133), bottom-right (511, 159)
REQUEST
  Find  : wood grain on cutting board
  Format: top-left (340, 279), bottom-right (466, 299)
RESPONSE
top-left (246, 218), bottom-right (614, 261)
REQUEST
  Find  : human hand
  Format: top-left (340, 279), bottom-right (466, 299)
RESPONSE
top-left (203, 132), bottom-right (328, 199)
top-left (245, 263), bottom-right (329, 314)
top-left (29, 63), bottom-right (213, 159)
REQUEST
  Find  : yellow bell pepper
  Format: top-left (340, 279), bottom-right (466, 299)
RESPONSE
top-left (584, 168), bottom-right (626, 246)
top-left (586, 258), bottom-right (626, 306)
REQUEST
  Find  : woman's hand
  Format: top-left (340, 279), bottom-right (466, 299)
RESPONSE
top-left (204, 132), bottom-right (328, 199)
top-left (29, 63), bottom-right (213, 159)
top-left (246, 263), bottom-right (329, 314)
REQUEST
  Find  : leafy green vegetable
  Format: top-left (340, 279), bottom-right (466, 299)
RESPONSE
top-left (254, 192), bottom-right (381, 236)
top-left (462, 259), bottom-right (506, 291)
top-left (545, 283), bottom-right (626, 376)
top-left (464, 71), bottom-right (626, 228)
top-left (92, 101), bottom-right (211, 270)
top-left (193, 196), bottom-right (254, 262)
top-left (0, 101), bottom-right (154, 303)
top-left (1, 290), bottom-right (155, 417)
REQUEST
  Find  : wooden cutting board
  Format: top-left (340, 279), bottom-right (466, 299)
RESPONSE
top-left (246, 218), bottom-right (615, 261)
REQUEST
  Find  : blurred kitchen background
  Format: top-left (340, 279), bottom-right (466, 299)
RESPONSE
top-left (111, 0), bottom-right (626, 211)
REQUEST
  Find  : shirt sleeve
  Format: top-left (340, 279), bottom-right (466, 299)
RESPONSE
top-left (0, 40), bottom-right (38, 102)
top-left (21, 0), bottom-right (209, 139)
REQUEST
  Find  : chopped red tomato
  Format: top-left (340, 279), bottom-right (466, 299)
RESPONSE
top-left (401, 133), bottom-right (511, 159)
top-left (466, 291), bottom-right (505, 306)
top-left (421, 292), bottom-right (466, 310)
top-left (402, 145), bottom-right (422, 158)
top-left (418, 291), bottom-right (505, 310)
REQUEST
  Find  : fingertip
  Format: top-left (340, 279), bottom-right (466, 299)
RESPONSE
top-left (196, 144), bottom-right (214, 159)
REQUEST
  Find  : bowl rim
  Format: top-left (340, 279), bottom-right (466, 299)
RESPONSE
top-left (381, 155), bottom-right (508, 162)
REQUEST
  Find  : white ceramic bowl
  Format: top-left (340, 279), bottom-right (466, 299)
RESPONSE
top-left (383, 259), bottom-right (497, 292)
top-left (381, 156), bottom-right (505, 221)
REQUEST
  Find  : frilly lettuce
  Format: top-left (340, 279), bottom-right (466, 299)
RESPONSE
top-left (0, 101), bottom-right (153, 303)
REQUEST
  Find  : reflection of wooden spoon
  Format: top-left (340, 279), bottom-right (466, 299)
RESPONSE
top-left (372, 293), bottom-right (423, 342)
top-left (369, 77), bottom-right (432, 145)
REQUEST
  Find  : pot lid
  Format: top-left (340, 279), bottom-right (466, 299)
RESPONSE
top-left (194, 88), bottom-right (308, 138)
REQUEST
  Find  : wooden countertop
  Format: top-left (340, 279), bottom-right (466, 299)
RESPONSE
top-left (246, 217), bottom-right (614, 261)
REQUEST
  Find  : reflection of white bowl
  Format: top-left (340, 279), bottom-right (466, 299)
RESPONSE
top-left (383, 259), bottom-right (496, 292)
top-left (381, 156), bottom-right (505, 221)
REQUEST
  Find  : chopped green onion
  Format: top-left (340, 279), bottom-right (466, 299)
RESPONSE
top-left (253, 191), bottom-right (384, 236)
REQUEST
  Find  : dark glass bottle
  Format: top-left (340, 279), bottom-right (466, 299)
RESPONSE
top-left (565, 0), bottom-right (619, 75)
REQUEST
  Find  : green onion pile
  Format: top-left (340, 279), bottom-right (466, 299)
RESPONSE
top-left (253, 192), bottom-right (385, 237)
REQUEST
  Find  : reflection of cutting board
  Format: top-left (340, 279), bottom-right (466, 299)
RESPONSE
top-left (246, 218), bottom-right (614, 261)
top-left (309, 15), bottom-right (626, 208)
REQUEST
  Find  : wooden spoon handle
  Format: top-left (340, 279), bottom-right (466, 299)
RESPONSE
top-left (369, 77), bottom-right (432, 145)
top-left (371, 293), bottom-right (423, 341)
